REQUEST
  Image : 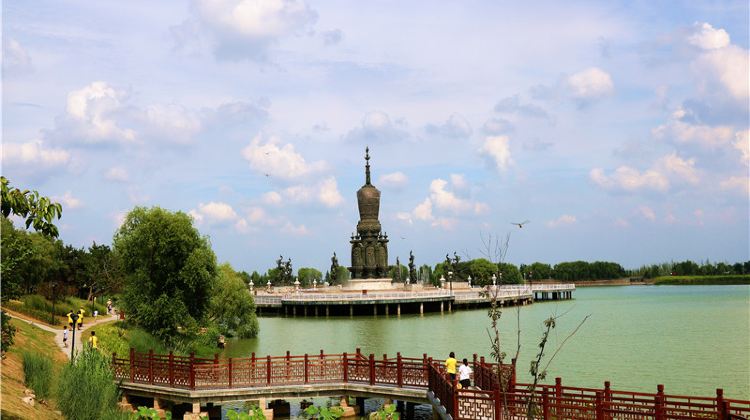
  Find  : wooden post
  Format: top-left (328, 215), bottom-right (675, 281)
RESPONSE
top-left (320, 349), bottom-right (324, 378)
top-left (716, 388), bottom-right (726, 419)
top-left (542, 388), bottom-right (550, 420)
top-left (511, 358), bottom-right (517, 390)
top-left (369, 354), bottom-right (375, 385)
top-left (189, 352), bottom-right (195, 389)
top-left (304, 353), bottom-right (309, 384)
top-left (604, 381), bottom-right (611, 402)
top-left (397, 352), bottom-right (403, 387)
top-left (148, 349), bottom-right (154, 385)
top-left (228, 357), bottom-right (233, 388)
top-left (214, 353), bottom-right (219, 384)
top-left (266, 355), bottom-right (272, 385)
top-left (452, 380), bottom-right (459, 418)
top-left (595, 391), bottom-right (604, 420)
top-left (251, 352), bottom-right (256, 383)
top-left (555, 377), bottom-right (562, 418)
top-left (655, 384), bottom-right (665, 420)
top-left (129, 348), bottom-right (135, 382)
top-left (286, 350), bottom-right (291, 381)
top-left (423, 354), bottom-right (429, 382)
top-left (343, 352), bottom-right (349, 383)
top-left (494, 388), bottom-right (501, 420)
top-left (169, 351), bottom-right (175, 387)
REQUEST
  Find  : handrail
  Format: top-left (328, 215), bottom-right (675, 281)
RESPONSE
top-left (112, 349), bottom-right (748, 420)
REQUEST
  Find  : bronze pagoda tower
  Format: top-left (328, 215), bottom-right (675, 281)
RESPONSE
top-left (349, 147), bottom-right (389, 279)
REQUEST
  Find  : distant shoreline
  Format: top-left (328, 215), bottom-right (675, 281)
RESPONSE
top-left (535, 275), bottom-right (750, 287)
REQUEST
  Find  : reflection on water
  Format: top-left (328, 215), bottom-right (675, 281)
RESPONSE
top-left (222, 286), bottom-right (749, 402)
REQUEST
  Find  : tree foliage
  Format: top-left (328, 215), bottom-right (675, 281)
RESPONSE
top-left (114, 207), bottom-right (217, 342)
top-left (1, 176), bottom-right (62, 237)
top-left (298, 267), bottom-right (323, 286)
top-left (209, 263), bottom-right (259, 338)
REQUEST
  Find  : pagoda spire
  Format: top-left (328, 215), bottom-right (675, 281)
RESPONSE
top-left (365, 146), bottom-right (371, 185)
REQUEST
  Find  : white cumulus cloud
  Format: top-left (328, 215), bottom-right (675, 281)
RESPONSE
top-left (379, 172), bottom-right (408, 189)
top-left (547, 214), bottom-right (577, 228)
top-left (566, 67), bottom-right (614, 100)
top-left (63, 81), bottom-right (136, 144)
top-left (637, 206), bottom-right (656, 221)
top-left (1, 141), bottom-right (71, 169)
top-left (590, 167), bottom-right (669, 192)
top-left (105, 167), bottom-right (129, 182)
top-left (242, 135), bottom-right (327, 180)
top-left (480, 136), bottom-right (513, 171)
top-left (190, 201), bottom-right (239, 224)
top-left (735, 130), bottom-right (749, 166)
top-left (53, 191), bottom-right (83, 209)
top-left (688, 22), bottom-right (730, 50)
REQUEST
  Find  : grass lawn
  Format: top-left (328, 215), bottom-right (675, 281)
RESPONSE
top-left (1, 319), bottom-right (67, 420)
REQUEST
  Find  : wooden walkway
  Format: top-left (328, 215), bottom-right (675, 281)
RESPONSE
top-left (112, 349), bottom-right (749, 419)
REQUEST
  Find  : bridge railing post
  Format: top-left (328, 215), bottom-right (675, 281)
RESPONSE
top-left (716, 388), bottom-right (726, 419)
top-left (542, 387), bottom-right (550, 420)
top-left (148, 349), bottom-right (154, 385)
top-left (555, 377), bottom-right (562, 418)
top-left (286, 350), bottom-right (291, 382)
top-left (595, 391), bottom-right (604, 420)
top-left (228, 357), bottom-right (233, 388)
top-left (251, 352), bottom-right (256, 383)
top-left (655, 384), bottom-right (665, 420)
top-left (266, 355), bottom-right (272, 385)
top-left (343, 352), bottom-right (349, 383)
top-left (423, 353), bottom-right (428, 383)
top-left (369, 354), bottom-right (375, 385)
top-left (129, 348), bottom-right (135, 383)
top-left (319, 349), bottom-right (324, 379)
top-left (397, 352), bottom-right (403, 387)
top-left (168, 351), bottom-right (174, 387)
top-left (189, 352), bottom-right (195, 389)
top-left (304, 353), bottom-right (309, 384)
top-left (493, 388), bottom-right (501, 420)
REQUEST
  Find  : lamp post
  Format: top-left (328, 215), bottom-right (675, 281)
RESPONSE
top-left (70, 312), bottom-right (79, 360)
top-left (50, 282), bottom-right (57, 324)
top-left (294, 277), bottom-right (300, 292)
top-left (267, 280), bottom-right (272, 292)
top-left (467, 275), bottom-right (472, 288)
top-left (313, 279), bottom-right (317, 290)
top-left (448, 271), bottom-right (453, 294)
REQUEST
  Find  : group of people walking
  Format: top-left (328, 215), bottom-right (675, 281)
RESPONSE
top-left (62, 307), bottom-right (99, 350)
top-left (445, 351), bottom-right (473, 389)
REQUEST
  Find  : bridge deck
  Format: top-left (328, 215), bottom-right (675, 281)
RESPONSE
top-left (112, 349), bottom-right (749, 420)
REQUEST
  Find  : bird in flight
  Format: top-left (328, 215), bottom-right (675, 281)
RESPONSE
top-left (264, 173), bottom-right (270, 177)
top-left (511, 220), bottom-right (530, 228)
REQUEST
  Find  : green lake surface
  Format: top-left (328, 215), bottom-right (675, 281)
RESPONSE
top-left (224, 285), bottom-right (750, 399)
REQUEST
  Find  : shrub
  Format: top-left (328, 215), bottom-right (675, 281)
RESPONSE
top-left (22, 351), bottom-right (53, 399)
top-left (1, 310), bottom-right (16, 354)
top-left (57, 348), bottom-right (121, 420)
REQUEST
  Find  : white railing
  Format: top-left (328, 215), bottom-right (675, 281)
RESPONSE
top-left (281, 290), bottom-right (454, 302)
top-left (531, 283), bottom-right (575, 291)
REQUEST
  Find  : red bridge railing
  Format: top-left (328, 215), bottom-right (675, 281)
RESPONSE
top-left (111, 349), bottom-right (749, 420)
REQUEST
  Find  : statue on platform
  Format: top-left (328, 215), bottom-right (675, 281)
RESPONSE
top-left (395, 257), bottom-right (401, 282)
top-left (330, 252), bottom-right (339, 284)
top-left (408, 251), bottom-right (417, 284)
top-left (348, 147), bottom-right (390, 279)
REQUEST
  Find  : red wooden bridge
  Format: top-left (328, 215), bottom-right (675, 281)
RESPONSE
top-left (111, 349), bottom-right (749, 419)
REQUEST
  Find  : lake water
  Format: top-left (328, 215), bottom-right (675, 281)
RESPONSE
top-left (224, 285), bottom-right (750, 402)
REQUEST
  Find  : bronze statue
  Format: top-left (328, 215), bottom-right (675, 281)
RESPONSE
top-left (330, 252), bottom-right (339, 283)
top-left (349, 147), bottom-right (390, 278)
top-left (408, 251), bottom-right (417, 284)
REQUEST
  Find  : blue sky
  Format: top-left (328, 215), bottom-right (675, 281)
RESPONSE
top-left (2, 0), bottom-right (748, 273)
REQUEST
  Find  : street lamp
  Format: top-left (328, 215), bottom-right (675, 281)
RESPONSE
top-left (70, 312), bottom-right (79, 360)
top-left (313, 279), bottom-right (317, 290)
top-left (267, 280), bottom-right (272, 292)
top-left (50, 282), bottom-right (57, 324)
top-left (448, 271), bottom-right (453, 294)
top-left (294, 277), bottom-right (300, 292)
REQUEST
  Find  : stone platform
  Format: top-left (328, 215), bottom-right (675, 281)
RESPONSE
top-left (343, 278), bottom-right (395, 291)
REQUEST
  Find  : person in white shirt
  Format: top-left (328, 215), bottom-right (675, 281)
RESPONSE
top-left (458, 358), bottom-right (472, 389)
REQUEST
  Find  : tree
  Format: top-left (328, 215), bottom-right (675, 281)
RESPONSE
top-left (298, 267), bottom-right (323, 287)
top-left (113, 207), bottom-right (217, 342)
top-left (1, 176), bottom-right (62, 238)
top-left (497, 263), bottom-right (522, 284)
top-left (208, 263), bottom-right (259, 338)
top-left (84, 242), bottom-right (124, 299)
top-left (468, 258), bottom-right (498, 285)
top-left (334, 266), bottom-right (350, 284)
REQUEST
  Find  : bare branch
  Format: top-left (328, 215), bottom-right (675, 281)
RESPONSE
top-left (541, 314), bottom-right (591, 373)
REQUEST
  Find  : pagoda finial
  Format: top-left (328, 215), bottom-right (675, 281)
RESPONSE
top-left (365, 146), bottom-right (371, 185)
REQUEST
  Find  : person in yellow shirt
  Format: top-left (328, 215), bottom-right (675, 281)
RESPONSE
top-left (66, 311), bottom-right (74, 328)
top-left (77, 308), bottom-right (85, 331)
top-left (445, 351), bottom-right (457, 382)
top-left (88, 331), bottom-right (98, 349)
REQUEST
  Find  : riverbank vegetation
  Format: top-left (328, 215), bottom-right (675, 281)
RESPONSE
top-left (651, 275), bottom-right (750, 285)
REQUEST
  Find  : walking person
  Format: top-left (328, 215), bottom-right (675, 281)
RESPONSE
top-left (445, 351), bottom-right (457, 382)
top-left (63, 326), bottom-right (68, 348)
top-left (77, 308), bottom-right (85, 330)
top-left (66, 311), bottom-right (74, 329)
top-left (88, 331), bottom-right (98, 349)
top-left (107, 299), bottom-right (112, 315)
top-left (458, 358), bottom-right (472, 389)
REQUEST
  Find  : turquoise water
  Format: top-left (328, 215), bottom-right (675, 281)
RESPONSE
top-left (224, 286), bottom-right (750, 399)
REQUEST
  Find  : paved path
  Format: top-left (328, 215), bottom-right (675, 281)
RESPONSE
top-left (7, 310), bottom-right (118, 359)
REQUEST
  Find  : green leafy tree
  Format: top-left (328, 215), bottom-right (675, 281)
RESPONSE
top-left (1, 176), bottom-right (62, 237)
top-left (298, 267), bottom-right (323, 287)
top-left (468, 258), bottom-right (498, 285)
top-left (497, 262), bottom-right (522, 284)
top-left (85, 242), bottom-right (124, 299)
top-left (334, 266), bottom-right (350, 284)
top-left (208, 263), bottom-right (259, 338)
top-left (113, 207), bottom-right (217, 343)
